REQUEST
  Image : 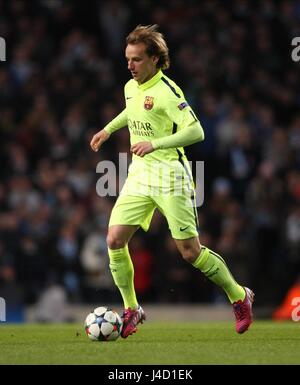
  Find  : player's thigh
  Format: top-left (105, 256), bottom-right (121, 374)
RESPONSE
top-left (154, 193), bottom-right (199, 240)
top-left (109, 193), bottom-right (155, 232)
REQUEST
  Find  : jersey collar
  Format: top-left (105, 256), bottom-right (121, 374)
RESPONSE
top-left (138, 69), bottom-right (163, 91)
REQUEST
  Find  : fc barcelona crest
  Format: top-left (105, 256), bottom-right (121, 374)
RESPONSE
top-left (144, 96), bottom-right (154, 110)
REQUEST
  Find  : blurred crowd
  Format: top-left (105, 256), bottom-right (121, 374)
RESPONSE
top-left (0, 0), bottom-right (300, 319)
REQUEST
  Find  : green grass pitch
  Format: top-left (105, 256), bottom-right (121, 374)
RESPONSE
top-left (0, 321), bottom-right (299, 365)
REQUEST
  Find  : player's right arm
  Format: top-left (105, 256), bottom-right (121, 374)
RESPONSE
top-left (90, 108), bottom-right (127, 152)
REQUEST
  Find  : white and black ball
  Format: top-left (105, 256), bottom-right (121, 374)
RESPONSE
top-left (84, 306), bottom-right (123, 342)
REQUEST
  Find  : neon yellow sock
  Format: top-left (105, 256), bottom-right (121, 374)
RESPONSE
top-left (192, 246), bottom-right (245, 303)
top-left (108, 246), bottom-right (138, 309)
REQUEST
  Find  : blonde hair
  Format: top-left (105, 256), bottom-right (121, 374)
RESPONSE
top-left (126, 24), bottom-right (170, 70)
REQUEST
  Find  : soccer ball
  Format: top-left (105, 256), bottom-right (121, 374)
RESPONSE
top-left (84, 306), bottom-right (123, 342)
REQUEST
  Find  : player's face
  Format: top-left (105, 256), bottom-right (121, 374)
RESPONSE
top-left (125, 43), bottom-right (158, 84)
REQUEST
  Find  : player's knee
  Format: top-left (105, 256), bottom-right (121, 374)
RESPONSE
top-left (180, 244), bottom-right (201, 264)
top-left (106, 234), bottom-right (126, 250)
top-left (180, 244), bottom-right (201, 263)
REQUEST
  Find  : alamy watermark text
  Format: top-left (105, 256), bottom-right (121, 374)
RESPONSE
top-left (95, 154), bottom-right (204, 207)
top-left (0, 297), bottom-right (6, 321)
top-left (0, 37), bottom-right (6, 61)
top-left (291, 297), bottom-right (300, 321)
top-left (291, 37), bottom-right (300, 62)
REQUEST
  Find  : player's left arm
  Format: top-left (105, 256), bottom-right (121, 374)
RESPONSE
top-left (151, 119), bottom-right (204, 150)
top-left (151, 92), bottom-right (204, 150)
top-left (131, 95), bottom-right (204, 156)
top-left (131, 119), bottom-right (203, 156)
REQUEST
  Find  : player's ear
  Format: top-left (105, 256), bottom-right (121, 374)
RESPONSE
top-left (152, 56), bottom-right (159, 66)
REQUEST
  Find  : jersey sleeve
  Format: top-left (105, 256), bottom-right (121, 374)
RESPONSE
top-left (163, 85), bottom-right (199, 130)
top-left (103, 108), bottom-right (127, 135)
top-left (103, 82), bottom-right (130, 134)
top-left (151, 120), bottom-right (204, 150)
top-left (151, 81), bottom-right (204, 149)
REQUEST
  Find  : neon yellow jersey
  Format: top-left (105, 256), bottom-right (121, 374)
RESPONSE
top-left (130, 70), bottom-right (200, 190)
top-left (106, 70), bottom-right (200, 191)
top-left (126, 69), bottom-right (198, 151)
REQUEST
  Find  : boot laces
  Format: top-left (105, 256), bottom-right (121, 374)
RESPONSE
top-left (123, 307), bottom-right (138, 323)
top-left (234, 301), bottom-right (247, 321)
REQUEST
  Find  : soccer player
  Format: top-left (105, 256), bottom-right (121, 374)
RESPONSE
top-left (90, 25), bottom-right (254, 338)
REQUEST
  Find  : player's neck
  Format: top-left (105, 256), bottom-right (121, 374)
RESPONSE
top-left (139, 69), bottom-right (159, 85)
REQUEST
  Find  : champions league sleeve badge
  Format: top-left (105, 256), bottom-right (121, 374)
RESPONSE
top-left (178, 101), bottom-right (189, 110)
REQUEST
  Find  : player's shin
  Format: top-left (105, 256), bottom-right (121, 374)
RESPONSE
top-left (192, 246), bottom-right (245, 303)
top-left (108, 246), bottom-right (138, 309)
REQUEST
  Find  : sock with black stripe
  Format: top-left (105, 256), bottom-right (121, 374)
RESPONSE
top-left (192, 246), bottom-right (245, 303)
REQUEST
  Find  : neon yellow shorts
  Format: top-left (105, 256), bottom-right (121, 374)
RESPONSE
top-left (109, 182), bottom-right (199, 240)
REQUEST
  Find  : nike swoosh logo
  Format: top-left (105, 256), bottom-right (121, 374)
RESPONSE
top-left (180, 226), bottom-right (189, 231)
top-left (126, 96), bottom-right (133, 100)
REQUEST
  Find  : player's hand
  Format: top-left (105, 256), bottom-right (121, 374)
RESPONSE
top-left (131, 141), bottom-right (154, 157)
top-left (90, 129), bottom-right (110, 152)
